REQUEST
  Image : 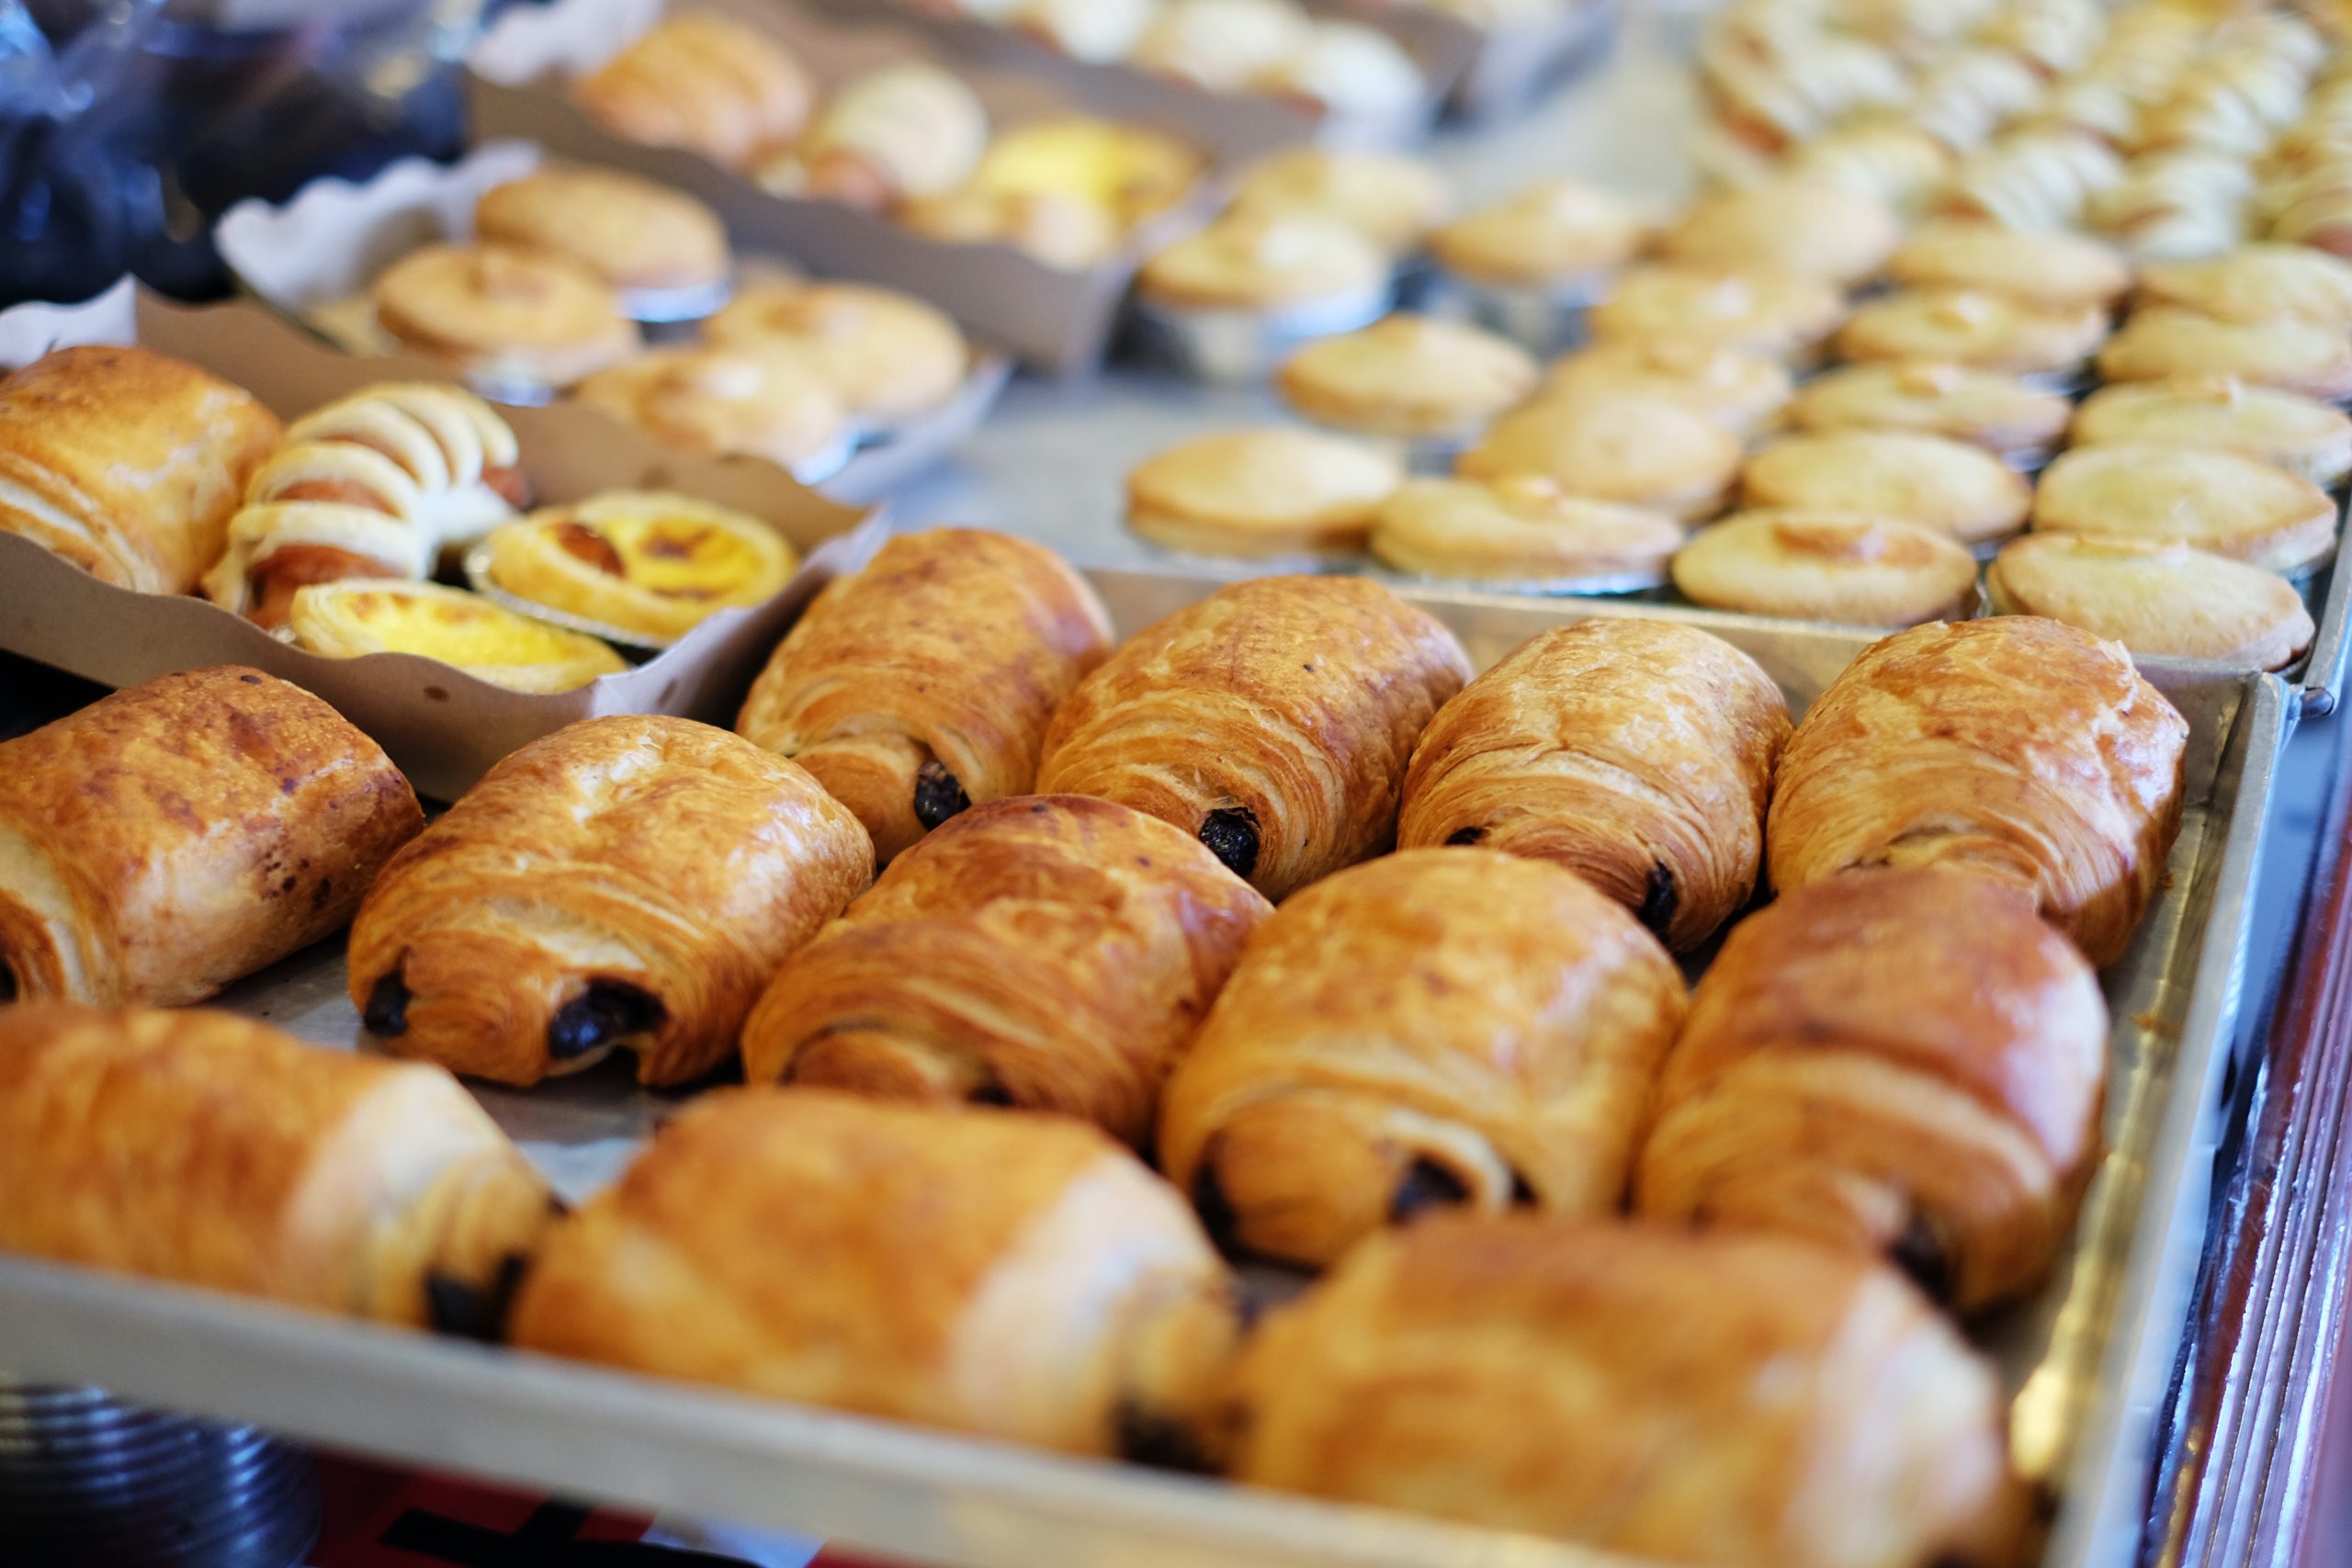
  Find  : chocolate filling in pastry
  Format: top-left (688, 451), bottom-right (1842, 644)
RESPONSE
top-left (1192, 1162), bottom-right (1241, 1251)
top-left (1197, 807), bottom-right (1261, 881)
top-left (1114, 1399), bottom-right (1216, 1474)
top-left (1637, 860), bottom-right (1679, 938)
top-left (363, 970), bottom-right (412, 1038)
top-left (913, 758), bottom-right (971, 831)
top-left (1445, 826), bottom-right (1487, 846)
top-left (1889, 1213), bottom-right (1955, 1303)
top-left (1389, 1157), bottom-right (1470, 1220)
top-left (546, 982), bottom-right (666, 1062)
top-left (424, 1250), bottom-right (535, 1343)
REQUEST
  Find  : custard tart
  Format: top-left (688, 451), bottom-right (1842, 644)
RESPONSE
top-left (285, 581), bottom-right (627, 693)
top-left (482, 491), bottom-right (797, 643)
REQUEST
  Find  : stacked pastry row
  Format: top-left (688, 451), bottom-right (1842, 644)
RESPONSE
top-left (0, 532), bottom-right (2189, 1565)
top-left (367, 159), bottom-right (984, 468)
top-left (571, 13), bottom-right (1204, 268)
top-left (891, 0), bottom-right (1430, 123)
top-left (1697, 0), bottom-right (2335, 267)
top-left (0, 344), bottom-right (804, 683)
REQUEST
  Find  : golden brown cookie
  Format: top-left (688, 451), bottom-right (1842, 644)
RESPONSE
top-left (2095, 305), bottom-right (2352, 400)
top-left (1228, 146), bottom-right (1449, 253)
top-left (1659, 179), bottom-right (1901, 288)
top-left (1276, 314), bottom-right (1538, 439)
top-left (1884, 220), bottom-right (2132, 312)
top-left (1788, 361), bottom-right (2074, 465)
top-left (2030, 444), bottom-right (2339, 573)
top-left (1671, 509), bottom-right (1982, 626)
top-left (1740, 431), bottom-right (2032, 546)
top-left (572, 345), bottom-right (848, 471)
top-left (1987, 534), bottom-right (2315, 668)
top-left (1836, 288), bottom-right (2111, 378)
top-left (1125, 428), bottom-right (1405, 558)
top-left (1539, 339), bottom-right (1793, 438)
top-left (706, 281), bottom-right (969, 423)
top-left (2136, 242), bottom-right (2352, 327)
top-left (1456, 393), bottom-right (1742, 521)
top-left (2070, 376), bottom-right (2352, 486)
top-left (573, 16), bottom-right (813, 171)
top-left (1138, 213), bottom-right (1390, 310)
top-left (372, 243), bottom-right (639, 389)
top-left (1430, 179), bottom-right (1646, 289)
top-left (474, 166), bottom-right (730, 296)
top-left (1371, 476), bottom-right (1685, 585)
top-left (1588, 265), bottom-right (1848, 364)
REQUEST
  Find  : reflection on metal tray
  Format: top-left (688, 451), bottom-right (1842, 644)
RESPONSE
top-left (0, 573), bottom-right (2284, 1568)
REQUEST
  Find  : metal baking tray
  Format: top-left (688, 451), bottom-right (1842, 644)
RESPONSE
top-left (0, 572), bottom-right (2284, 1568)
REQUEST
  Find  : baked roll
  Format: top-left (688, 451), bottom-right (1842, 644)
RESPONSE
top-left (509, 1089), bottom-right (1239, 1461)
top-left (348, 716), bottom-right (871, 1087)
top-left (737, 530), bottom-right (1113, 867)
top-left (1637, 868), bottom-right (2107, 1312)
top-left (205, 383), bottom-right (526, 629)
top-left (1769, 617), bottom-right (2189, 967)
top-left (0, 345), bottom-right (282, 594)
top-left (0, 1004), bottom-right (557, 1337)
top-left (0, 666), bottom-right (424, 1007)
top-left (1398, 620), bottom-right (1789, 951)
top-left (1159, 850), bottom-right (1686, 1268)
top-left (482, 491), bottom-right (797, 644)
top-left (741, 795), bottom-right (1271, 1144)
top-left (1226, 1215), bottom-right (2021, 1568)
top-left (1035, 577), bottom-right (1473, 899)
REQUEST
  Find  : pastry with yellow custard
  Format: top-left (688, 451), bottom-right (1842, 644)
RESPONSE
top-left (286, 581), bottom-right (628, 694)
top-left (483, 491), bottom-right (797, 644)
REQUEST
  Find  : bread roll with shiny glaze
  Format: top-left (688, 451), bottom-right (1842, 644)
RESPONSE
top-left (1637, 867), bottom-right (2109, 1312)
top-left (1398, 619), bottom-right (1790, 950)
top-left (0, 666), bottom-right (424, 1006)
top-left (1159, 850), bottom-right (1686, 1268)
top-left (742, 795), bottom-right (1270, 1143)
top-left (349, 716), bottom-right (871, 1087)
top-left (1035, 577), bottom-right (1472, 899)
top-left (1768, 617), bottom-right (2188, 966)
top-left (0, 1004), bottom-right (556, 1337)
top-left (738, 530), bottom-right (1113, 867)
top-left (510, 1089), bottom-right (1238, 1461)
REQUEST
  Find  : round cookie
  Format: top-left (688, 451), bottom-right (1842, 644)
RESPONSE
top-left (1276, 314), bottom-right (1538, 439)
top-left (1539, 339), bottom-right (1793, 437)
top-left (474, 166), bottom-right (731, 296)
top-left (2070, 377), bottom-right (2352, 487)
top-left (1429, 178), bottom-right (1646, 290)
top-left (1883, 221), bottom-right (2132, 312)
top-left (1658, 178), bottom-right (1901, 288)
top-left (1125, 427), bottom-right (1404, 558)
top-left (2094, 306), bottom-right (2352, 401)
top-left (706, 281), bottom-right (968, 423)
top-left (1138, 212), bottom-right (1391, 310)
top-left (1788, 361), bottom-right (2074, 465)
top-left (2135, 243), bottom-right (2352, 328)
top-left (1835, 288), bottom-right (2110, 378)
top-left (1589, 265), bottom-right (1848, 364)
top-left (372, 243), bottom-right (639, 389)
top-left (572, 344), bottom-right (850, 470)
top-left (1672, 509), bottom-right (1982, 626)
top-left (1227, 147), bottom-right (1448, 253)
top-left (1455, 392), bottom-right (1742, 521)
top-left (1739, 431), bottom-right (2032, 547)
top-left (1987, 534), bottom-right (2315, 669)
top-left (1370, 475), bottom-right (1684, 585)
top-left (2030, 444), bottom-right (2339, 573)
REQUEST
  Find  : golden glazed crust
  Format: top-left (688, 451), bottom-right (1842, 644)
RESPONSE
top-left (373, 244), bottom-right (639, 389)
top-left (1226, 1216), bottom-right (2021, 1568)
top-left (1138, 213), bottom-right (1391, 310)
top-left (1455, 392), bottom-right (1742, 522)
top-left (1158, 850), bottom-right (1686, 1267)
top-left (1659, 180), bottom-right (1902, 288)
top-left (483, 491), bottom-right (797, 644)
top-left (0, 1004), bottom-right (556, 1331)
top-left (1275, 315), bottom-right (1538, 439)
top-left (1370, 476), bottom-right (1685, 585)
top-left (1767, 617), bottom-right (2189, 967)
top-left (1671, 510), bottom-right (1982, 627)
top-left (1884, 220), bottom-right (2133, 311)
top-left (2094, 304), bottom-right (2352, 400)
top-left (1587, 265), bottom-right (1848, 363)
top-left (572, 15), bottom-right (812, 171)
top-left (2068, 376), bottom-right (2352, 487)
top-left (1035, 576), bottom-right (1472, 900)
top-left (0, 666), bottom-right (424, 1007)
top-left (1399, 619), bottom-right (1789, 950)
top-left (1636, 868), bottom-right (2109, 1312)
top-left (1835, 288), bottom-right (2111, 377)
top-left (2030, 443), bottom-right (2339, 573)
top-left (1538, 339), bottom-right (1793, 437)
top-left (704, 281), bottom-right (970, 423)
top-left (1741, 430), bottom-right (2032, 545)
top-left (1125, 428), bottom-right (1404, 558)
top-left (2135, 243), bottom-right (2352, 326)
top-left (347, 716), bottom-right (871, 1087)
top-left (571, 344), bottom-right (849, 470)
top-left (509, 1089), bottom-right (1239, 1459)
top-left (737, 530), bottom-right (1113, 866)
top-left (284, 581), bottom-right (628, 694)
top-left (1787, 361), bottom-right (2074, 460)
top-left (741, 795), bottom-right (1270, 1144)
top-left (0, 345), bottom-right (282, 594)
top-left (1429, 178), bottom-right (1645, 287)
top-left (1987, 534), bottom-right (2316, 669)
top-left (474, 166), bottom-right (731, 293)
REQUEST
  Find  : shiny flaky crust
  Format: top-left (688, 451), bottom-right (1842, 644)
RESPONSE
top-left (1397, 620), bottom-right (1790, 951)
top-left (741, 796), bottom-right (1271, 1144)
top-left (1036, 577), bottom-right (1472, 900)
top-left (0, 667), bottom-right (424, 1006)
top-left (348, 716), bottom-right (872, 1087)
top-left (0, 346), bottom-right (282, 593)
top-left (1636, 869), bottom-right (2110, 1313)
top-left (737, 530), bottom-right (1114, 866)
top-left (1768, 618), bottom-right (2189, 967)
top-left (510, 1089), bottom-right (1239, 1458)
top-left (0, 1005), bottom-right (556, 1329)
top-left (1225, 1217), bottom-right (2022, 1568)
top-left (1159, 851), bottom-right (1686, 1267)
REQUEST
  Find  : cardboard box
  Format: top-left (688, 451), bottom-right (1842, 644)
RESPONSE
top-left (0, 288), bottom-right (885, 801)
top-left (466, 0), bottom-right (1234, 373)
top-left (1310, 0), bottom-right (1618, 121)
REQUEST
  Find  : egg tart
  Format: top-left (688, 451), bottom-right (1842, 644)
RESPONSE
top-left (285, 581), bottom-right (627, 693)
top-left (482, 491), bottom-right (797, 644)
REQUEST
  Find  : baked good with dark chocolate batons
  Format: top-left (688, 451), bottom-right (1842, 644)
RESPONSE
top-left (737, 529), bottom-right (1113, 867)
top-left (0, 666), bottom-right (424, 1007)
top-left (0, 345), bottom-right (281, 594)
top-left (1397, 619), bottom-right (1789, 951)
top-left (509, 1089), bottom-right (1239, 1461)
top-left (1767, 616), bottom-right (2188, 967)
top-left (741, 795), bottom-right (1270, 1144)
top-left (0, 1004), bottom-right (557, 1337)
top-left (1222, 1215), bottom-right (2024, 1568)
top-left (1636, 867), bottom-right (2109, 1312)
top-left (348, 716), bottom-right (871, 1087)
top-left (1159, 850), bottom-right (1687, 1267)
top-left (1035, 576), bottom-right (1472, 899)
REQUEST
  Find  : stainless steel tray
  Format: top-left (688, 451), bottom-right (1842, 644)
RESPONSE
top-left (0, 572), bottom-right (2285, 1568)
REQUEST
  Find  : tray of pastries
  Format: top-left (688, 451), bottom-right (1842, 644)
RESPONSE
top-left (0, 534), bottom-right (2285, 1568)
top-left (464, 0), bottom-right (1228, 372)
